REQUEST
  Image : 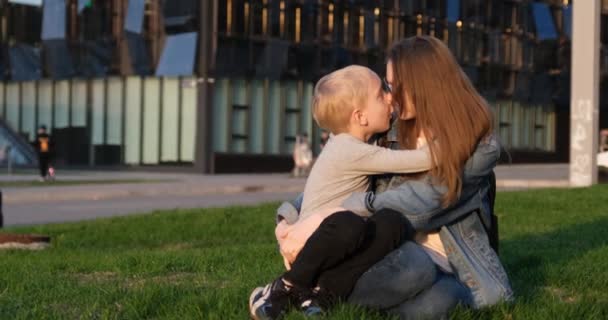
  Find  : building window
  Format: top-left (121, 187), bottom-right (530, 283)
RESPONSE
top-left (446, 0), bottom-right (460, 23)
top-left (249, 0), bottom-right (266, 36)
top-left (221, 0), bottom-right (246, 36)
top-left (358, 9), bottom-right (365, 48)
top-left (343, 7), bottom-right (350, 45)
top-left (363, 8), bottom-right (377, 49)
top-left (384, 11), bottom-right (399, 47)
top-left (562, 5), bottom-right (571, 40)
top-left (81, 2), bottom-right (113, 38)
top-left (268, 0), bottom-right (280, 37)
top-left (319, 1), bottom-right (333, 44)
top-left (280, 0), bottom-right (287, 39)
top-left (301, 0), bottom-right (319, 42)
top-left (295, 5), bottom-right (301, 42)
top-left (531, 2), bottom-right (558, 41)
top-left (487, 0), bottom-right (502, 29)
top-left (218, 0), bottom-right (227, 33)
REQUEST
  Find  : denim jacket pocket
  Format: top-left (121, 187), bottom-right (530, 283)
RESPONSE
top-left (441, 213), bottom-right (514, 308)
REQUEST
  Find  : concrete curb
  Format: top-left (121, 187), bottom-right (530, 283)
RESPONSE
top-left (496, 179), bottom-right (570, 190)
top-left (3, 183), bottom-right (306, 204)
top-left (1, 178), bottom-right (574, 204)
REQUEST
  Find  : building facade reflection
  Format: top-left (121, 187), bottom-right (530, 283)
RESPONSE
top-left (0, 0), bottom-right (607, 172)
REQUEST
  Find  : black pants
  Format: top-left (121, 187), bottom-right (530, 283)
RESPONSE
top-left (38, 153), bottom-right (50, 178)
top-left (284, 209), bottom-right (412, 302)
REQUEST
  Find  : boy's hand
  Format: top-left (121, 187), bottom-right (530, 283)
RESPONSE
top-left (342, 192), bottom-right (375, 217)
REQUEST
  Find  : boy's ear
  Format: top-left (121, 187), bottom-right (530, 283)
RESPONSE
top-left (352, 108), bottom-right (368, 126)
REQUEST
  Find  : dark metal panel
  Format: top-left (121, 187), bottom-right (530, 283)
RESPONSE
top-left (289, 44), bottom-right (318, 82)
top-left (364, 11), bottom-right (375, 49)
top-left (125, 31), bottom-right (152, 75)
top-left (563, 5), bottom-right (572, 40)
top-left (78, 39), bottom-right (114, 77)
top-left (78, 0), bottom-right (89, 13)
top-left (463, 66), bottom-right (479, 87)
top-left (195, 0), bottom-right (216, 172)
top-left (43, 40), bottom-right (76, 79)
top-left (18, 82), bottom-right (23, 132)
top-left (50, 80), bottom-right (55, 130)
top-left (0, 44), bottom-right (8, 80)
top-left (214, 37), bottom-right (249, 77)
top-left (2, 83), bottom-right (7, 119)
top-left (68, 79), bottom-right (72, 126)
top-left (254, 39), bottom-right (289, 80)
top-left (399, 0), bottom-right (418, 16)
top-left (529, 73), bottom-right (553, 105)
top-left (513, 72), bottom-right (531, 102)
top-left (163, 0), bottom-right (198, 31)
top-left (9, 44), bottom-right (42, 81)
top-left (34, 81), bottom-right (39, 130)
top-left (103, 78), bottom-right (108, 145)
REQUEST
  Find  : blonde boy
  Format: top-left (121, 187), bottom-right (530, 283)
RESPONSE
top-left (276, 65), bottom-right (432, 263)
top-left (250, 65), bottom-right (433, 320)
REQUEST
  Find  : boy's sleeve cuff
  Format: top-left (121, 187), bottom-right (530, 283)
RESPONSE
top-left (365, 192), bottom-right (376, 213)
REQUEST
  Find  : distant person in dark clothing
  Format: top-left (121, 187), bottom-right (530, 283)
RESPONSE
top-left (34, 125), bottom-right (53, 181)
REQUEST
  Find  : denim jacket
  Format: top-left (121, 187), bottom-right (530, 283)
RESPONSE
top-left (369, 133), bottom-right (514, 308)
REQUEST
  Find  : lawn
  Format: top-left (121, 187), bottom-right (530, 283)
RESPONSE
top-left (0, 185), bottom-right (607, 319)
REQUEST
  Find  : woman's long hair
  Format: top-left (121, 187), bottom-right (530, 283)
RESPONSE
top-left (387, 36), bottom-right (493, 207)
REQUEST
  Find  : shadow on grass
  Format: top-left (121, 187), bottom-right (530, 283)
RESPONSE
top-left (500, 217), bottom-right (608, 300)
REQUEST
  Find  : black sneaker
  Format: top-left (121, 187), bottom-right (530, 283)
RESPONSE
top-left (298, 286), bottom-right (335, 317)
top-left (249, 277), bottom-right (294, 320)
top-left (299, 297), bottom-right (324, 317)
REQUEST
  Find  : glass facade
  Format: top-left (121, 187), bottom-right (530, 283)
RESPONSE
top-left (0, 0), bottom-right (200, 167)
top-left (212, 0), bottom-right (608, 163)
top-left (0, 0), bottom-right (607, 171)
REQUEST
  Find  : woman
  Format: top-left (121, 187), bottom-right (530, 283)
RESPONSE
top-left (261, 35), bottom-right (513, 319)
top-left (343, 36), bottom-right (513, 318)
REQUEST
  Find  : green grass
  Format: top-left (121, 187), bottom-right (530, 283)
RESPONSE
top-left (0, 179), bottom-right (167, 188)
top-left (1, 186), bottom-right (608, 319)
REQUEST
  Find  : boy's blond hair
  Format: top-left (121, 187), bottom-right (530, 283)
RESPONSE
top-left (312, 65), bottom-right (376, 134)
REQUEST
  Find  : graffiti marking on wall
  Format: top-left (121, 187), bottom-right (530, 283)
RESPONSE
top-left (570, 99), bottom-right (597, 186)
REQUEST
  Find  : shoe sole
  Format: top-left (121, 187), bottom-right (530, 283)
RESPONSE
top-left (249, 286), bottom-right (265, 320)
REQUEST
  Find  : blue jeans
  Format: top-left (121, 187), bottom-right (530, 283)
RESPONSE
top-left (348, 241), bottom-right (474, 319)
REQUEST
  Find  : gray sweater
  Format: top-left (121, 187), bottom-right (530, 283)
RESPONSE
top-left (299, 133), bottom-right (432, 220)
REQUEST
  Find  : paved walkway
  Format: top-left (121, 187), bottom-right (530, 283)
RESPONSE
top-left (494, 163), bottom-right (571, 190)
top-left (0, 164), bottom-right (578, 205)
top-left (0, 163), bottom-right (599, 226)
top-left (0, 171), bottom-right (306, 204)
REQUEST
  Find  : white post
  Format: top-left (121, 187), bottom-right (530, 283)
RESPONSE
top-left (569, 0), bottom-right (601, 187)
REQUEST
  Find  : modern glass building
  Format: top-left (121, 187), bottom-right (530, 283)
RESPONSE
top-left (0, 0), bottom-right (607, 173)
